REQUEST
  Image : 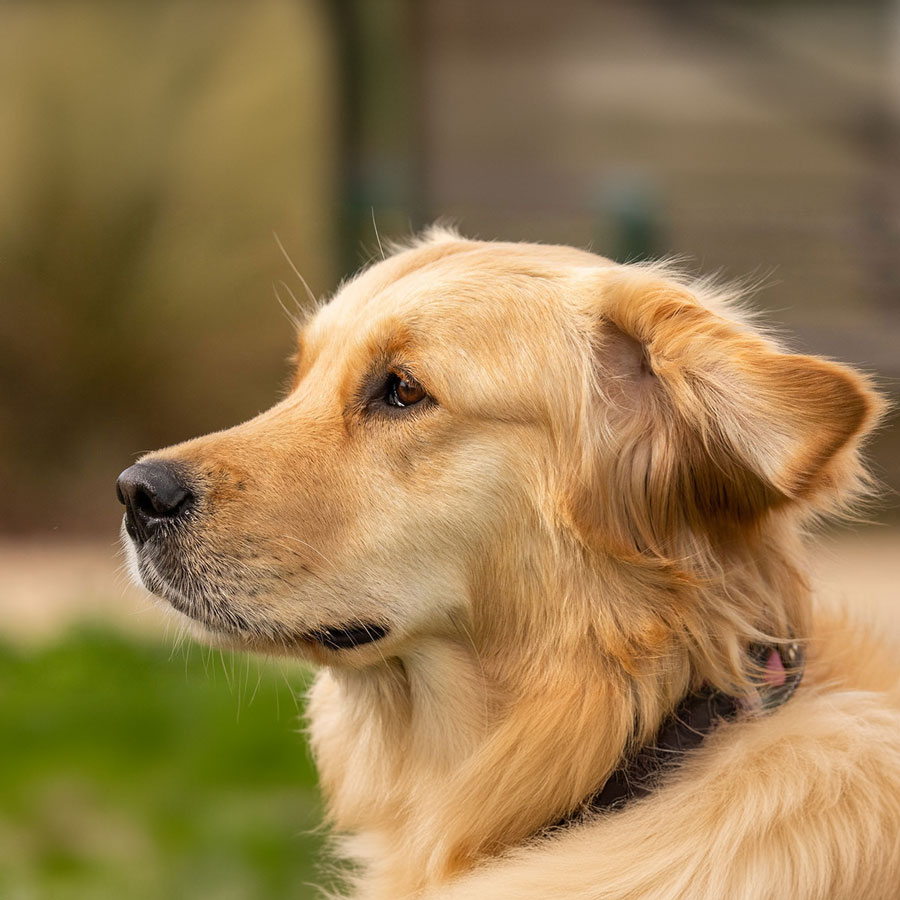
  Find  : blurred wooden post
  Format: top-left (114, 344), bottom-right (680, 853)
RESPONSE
top-left (595, 173), bottom-right (661, 264)
top-left (327, 0), bottom-right (428, 279)
top-left (853, 0), bottom-right (900, 313)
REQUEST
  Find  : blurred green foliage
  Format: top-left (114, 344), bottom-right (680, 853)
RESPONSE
top-left (0, 628), bottom-right (332, 899)
top-left (0, 0), bottom-right (337, 534)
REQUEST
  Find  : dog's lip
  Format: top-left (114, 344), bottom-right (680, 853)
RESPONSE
top-left (125, 542), bottom-right (391, 653)
top-left (302, 623), bottom-right (390, 650)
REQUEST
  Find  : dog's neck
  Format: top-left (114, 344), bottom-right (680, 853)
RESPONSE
top-left (306, 528), bottom-right (811, 897)
top-left (307, 624), bottom-right (658, 896)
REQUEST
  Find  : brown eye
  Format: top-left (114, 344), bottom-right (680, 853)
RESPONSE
top-left (386, 372), bottom-right (427, 408)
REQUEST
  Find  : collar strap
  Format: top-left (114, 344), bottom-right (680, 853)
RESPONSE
top-left (552, 641), bottom-right (805, 826)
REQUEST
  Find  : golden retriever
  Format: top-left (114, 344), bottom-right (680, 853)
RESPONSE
top-left (118, 228), bottom-right (900, 899)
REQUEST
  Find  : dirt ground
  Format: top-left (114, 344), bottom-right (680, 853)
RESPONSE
top-left (0, 539), bottom-right (169, 644)
top-left (0, 529), bottom-right (897, 645)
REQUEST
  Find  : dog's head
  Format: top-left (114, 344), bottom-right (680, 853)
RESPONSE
top-left (118, 229), bottom-right (882, 675)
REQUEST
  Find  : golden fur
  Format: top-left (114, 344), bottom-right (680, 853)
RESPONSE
top-left (125, 229), bottom-right (900, 899)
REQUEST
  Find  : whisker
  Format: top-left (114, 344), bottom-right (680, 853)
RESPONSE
top-left (273, 534), bottom-right (339, 569)
top-left (371, 207), bottom-right (385, 260)
top-left (273, 231), bottom-right (319, 308)
top-left (278, 663), bottom-right (303, 716)
top-left (219, 648), bottom-right (232, 691)
top-left (247, 660), bottom-right (264, 709)
top-left (273, 282), bottom-right (303, 330)
top-left (277, 279), bottom-right (304, 318)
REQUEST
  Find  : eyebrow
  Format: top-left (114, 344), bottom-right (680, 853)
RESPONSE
top-left (378, 325), bottom-right (417, 360)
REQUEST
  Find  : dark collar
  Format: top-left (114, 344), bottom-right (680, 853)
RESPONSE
top-left (552, 641), bottom-right (805, 827)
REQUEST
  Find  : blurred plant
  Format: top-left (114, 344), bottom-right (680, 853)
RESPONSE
top-left (0, 628), bottom-right (327, 899)
top-left (0, 0), bottom-right (337, 533)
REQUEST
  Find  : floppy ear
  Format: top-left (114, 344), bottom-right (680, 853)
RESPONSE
top-left (587, 266), bottom-right (883, 545)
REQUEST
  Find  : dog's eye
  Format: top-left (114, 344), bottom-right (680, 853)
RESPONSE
top-left (386, 372), bottom-right (427, 408)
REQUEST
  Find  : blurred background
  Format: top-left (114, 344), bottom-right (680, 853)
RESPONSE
top-left (1, 0), bottom-right (898, 896)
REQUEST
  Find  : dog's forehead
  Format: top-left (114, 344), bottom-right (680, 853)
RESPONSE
top-left (306, 241), bottom-right (605, 353)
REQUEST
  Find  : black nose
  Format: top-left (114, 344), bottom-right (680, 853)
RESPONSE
top-left (116, 461), bottom-right (193, 545)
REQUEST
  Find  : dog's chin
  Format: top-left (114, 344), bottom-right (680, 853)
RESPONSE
top-left (122, 529), bottom-right (391, 660)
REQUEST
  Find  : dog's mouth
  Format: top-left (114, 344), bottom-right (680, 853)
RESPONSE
top-left (125, 531), bottom-right (391, 654)
top-left (303, 624), bottom-right (389, 650)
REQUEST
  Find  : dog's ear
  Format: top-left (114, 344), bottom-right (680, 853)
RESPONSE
top-left (583, 266), bottom-right (883, 547)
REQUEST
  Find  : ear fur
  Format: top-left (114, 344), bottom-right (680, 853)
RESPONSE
top-left (588, 265), bottom-right (884, 544)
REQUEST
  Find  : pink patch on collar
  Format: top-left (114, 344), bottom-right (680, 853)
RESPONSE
top-left (763, 649), bottom-right (787, 687)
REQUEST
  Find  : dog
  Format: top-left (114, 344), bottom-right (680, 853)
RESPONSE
top-left (118, 228), bottom-right (900, 899)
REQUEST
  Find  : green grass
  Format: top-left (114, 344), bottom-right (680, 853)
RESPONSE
top-left (0, 628), bottom-right (333, 899)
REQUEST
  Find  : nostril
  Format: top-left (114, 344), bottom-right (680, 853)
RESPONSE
top-left (133, 482), bottom-right (187, 519)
